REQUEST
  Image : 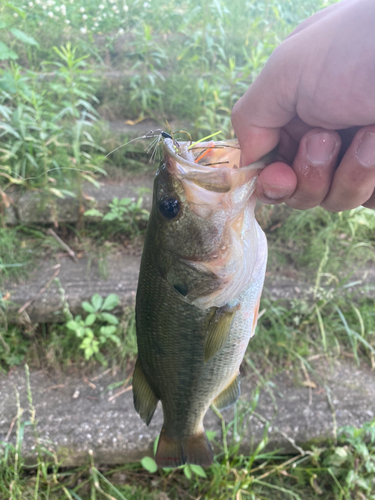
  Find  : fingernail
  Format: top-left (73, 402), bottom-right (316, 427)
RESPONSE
top-left (307, 133), bottom-right (337, 164)
top-left (262, 184), bottom-right (287, 200)
top-left (356, 132), bottom-right (375, 167)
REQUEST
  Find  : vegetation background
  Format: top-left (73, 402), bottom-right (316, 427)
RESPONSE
top-left (0, 0), bottom-right (375, 498)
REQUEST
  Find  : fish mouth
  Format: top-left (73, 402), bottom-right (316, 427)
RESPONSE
top-left (162, 138), bottom-right (264, 220)
top-left (162, 137), bottom-right (274, 175)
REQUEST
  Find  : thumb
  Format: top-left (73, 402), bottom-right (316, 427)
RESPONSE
top-left (233, 123), bottom-right (281, 166)
top-left (231, 48), bottom-right (298, 164)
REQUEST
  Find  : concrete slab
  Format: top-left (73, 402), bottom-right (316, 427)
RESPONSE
top-left (0, 360), bottom-right (374, 467)
top-left (4, 254), bottom-right (141, 323)
top-left (3, 253), bottom-right (375, 324)
top-left (12, 174), bottom-right (154, 225)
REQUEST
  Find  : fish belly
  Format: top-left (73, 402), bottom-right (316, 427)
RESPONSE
top-left (198, 221), bottom-right (268, 409)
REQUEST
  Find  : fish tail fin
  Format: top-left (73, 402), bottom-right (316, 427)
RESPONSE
top-left (155, 430), bottom-right (186, 468)
top-left (184, 432), bottom-right (213, 467)
top-left (155, 428), bottom-right (213, 468)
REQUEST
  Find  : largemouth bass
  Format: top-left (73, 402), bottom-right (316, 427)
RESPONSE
top-left (133, 137), bottom-right (272, 468)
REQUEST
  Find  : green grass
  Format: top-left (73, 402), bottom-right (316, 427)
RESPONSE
top-left (0, 0), bottom-right (341, 192)
top-left (0, 305), bottom-right (138, 373)
top-left (247, 205), bottom-right (375, 373)
top-left (0, 225), bottom-right (31, 285)
top-left (0, 43), bottom-right (105, 192)
top-left (260, 205), bottom-right (375, 275)
top-left (0, 224), bottom-right (60, 286)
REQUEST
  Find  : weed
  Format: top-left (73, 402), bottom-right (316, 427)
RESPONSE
top-left (66, 293), bottom-right (121, 365)
top-left (127, 22), bottom-right (167, 119)
top-left (268, 206), bottom-right (375, 274)
top-left (85, 194), bottom-right (150, 238)
top-left (0, 2), bottom-right (39, 63)
top-left (1, 291), bottom-right (138, 373)
top-left (0, 325), bottom-right (29, 373)
top-left (247, 204), bottom-right (375, 369)
top-left (0, 225), bottom-right (35, 285)
top-left (0, 43), bottom-right (105, 191)
top-left (123, 405), bottom-right (375, 500)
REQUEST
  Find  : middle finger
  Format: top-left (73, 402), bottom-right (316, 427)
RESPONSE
top-left (286, 128), bottom-right (341, 209)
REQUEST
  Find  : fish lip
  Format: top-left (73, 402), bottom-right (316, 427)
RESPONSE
top-left (162, 138), bottom-right (193, 170)
top-left (162, 138), bottom-right (277, 174)
top-left (162, 138), bottom-right (241, 175)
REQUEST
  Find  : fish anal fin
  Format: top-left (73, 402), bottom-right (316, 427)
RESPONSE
top-left (213, 374), bottom-right (240, 411)
top-left (155, 429), bottom-right (213, 468)
top-left (251, 297), bottom-right (261, 336)
top-left (132, 359), bottom-right (158, 426)
top-left (204, 305), bottom-right (237, 362)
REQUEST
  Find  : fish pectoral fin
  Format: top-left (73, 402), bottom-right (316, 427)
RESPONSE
top-left (132, 359), bottom-right (159, 426)
top-left (155, 428), bottom-right (213, 468)
top-left (213, 375), bottom-right (240, 411)
top-left (204, 305), bottom-right (237, 362)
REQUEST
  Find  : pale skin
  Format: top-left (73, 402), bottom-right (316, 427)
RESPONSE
top-left (231, 0), bottom-right (375, 211)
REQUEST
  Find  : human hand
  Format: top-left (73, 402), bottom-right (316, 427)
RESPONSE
top-left (231, 0), bottom-right (375, 211)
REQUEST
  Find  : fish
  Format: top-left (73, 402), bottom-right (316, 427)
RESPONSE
top-left (133, 136), bottom-right (273, 468)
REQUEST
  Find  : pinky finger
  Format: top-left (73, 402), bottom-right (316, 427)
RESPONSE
top-left (321, 126), bottom-right (375, 212)
top-left (363, 189), bottom-right (375, 209)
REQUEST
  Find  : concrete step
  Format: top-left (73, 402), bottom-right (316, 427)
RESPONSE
top-left (4, 173), bottom-right (154, 226)
top-left (0, 360), bottom-right (374, 467)
top-left (4, 252), bottom-right (375, 324)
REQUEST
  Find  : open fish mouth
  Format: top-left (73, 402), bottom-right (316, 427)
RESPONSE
top-left (162, 137), bottom-right (273, 174)
top-left (162, 137), bottom-right (277, 220)
top-left (162, 138), bottom-right (265, 219)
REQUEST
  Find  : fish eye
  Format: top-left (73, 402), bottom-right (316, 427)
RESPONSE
top-left (159, 197), bottom-right (180, 219)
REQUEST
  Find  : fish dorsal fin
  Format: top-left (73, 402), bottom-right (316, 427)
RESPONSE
top-left (204, 305), bottom-right (237, 362)
top-left (133, 359), bottom-right (159, 426)
top-left (213, 375), bottom-right (240, 411)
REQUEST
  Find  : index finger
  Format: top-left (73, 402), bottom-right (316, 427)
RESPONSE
top-left (231, 45), bottom-right (298, 164)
